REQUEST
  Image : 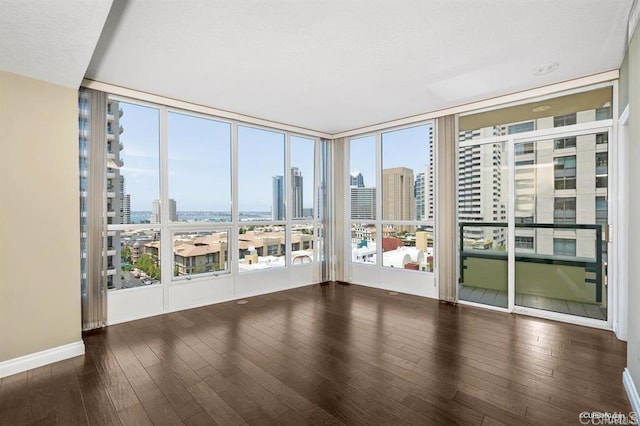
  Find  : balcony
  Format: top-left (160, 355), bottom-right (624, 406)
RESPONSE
top-left (458, 222), bottom-right (605, 320)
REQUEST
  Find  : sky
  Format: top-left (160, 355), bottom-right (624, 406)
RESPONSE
top-left (119, 102), bottom-right (315, 212)
top-left (349, 124), bottom-right (433, 187)
top-left (118, 102), bottom-right (159, 211)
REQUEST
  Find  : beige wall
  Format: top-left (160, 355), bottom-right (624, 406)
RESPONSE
top-left (626, 29), bottom-right (640, 391)
top-left (0, 71), bottom-right (81, 362)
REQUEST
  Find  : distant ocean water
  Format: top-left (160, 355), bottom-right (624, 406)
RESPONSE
top-left (130, 211), bottom-right (271, 223)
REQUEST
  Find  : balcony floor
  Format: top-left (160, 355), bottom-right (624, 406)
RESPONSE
top-left (459, 285), bottom-right (607, 321)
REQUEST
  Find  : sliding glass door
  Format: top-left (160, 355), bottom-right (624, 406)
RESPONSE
top-left (512, 130), bottom-right (609, 321)
top-left (456, 126), bottom-right (611, 325)
top-left (455, 85), bottom-right (613, 326)
top-left (457, 140), bottom-right (510, 309)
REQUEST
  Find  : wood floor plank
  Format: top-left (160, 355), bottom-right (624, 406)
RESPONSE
top-left (186, 380), bottom-right (248, 425)
top-left (0, 282), bottom-right (632, 425)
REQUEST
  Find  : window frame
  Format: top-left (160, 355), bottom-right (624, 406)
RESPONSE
top-left (347, 121), bottom-right (436, 273)
top-left (97, 95), bottom-right (320, 290)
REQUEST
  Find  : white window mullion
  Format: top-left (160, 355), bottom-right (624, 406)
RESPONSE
top-left (159, 105), bottom-right (170, 311)
top-left (507, 136), bottom-right (516, 312)
top-left (375, 131), bottom-right (382, 269)
top-left (231, 122), bottom-right (239, 281)
top-left (285, 132), bottom-right (292, 269)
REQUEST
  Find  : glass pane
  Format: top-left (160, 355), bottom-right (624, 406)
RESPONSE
top-left (514, 132), bottom-right (608, 320)
top-left (381, 224), bottom-right (433, 272)
top-left (238, 225), bottom-right (286, 270)
top-left (458, 141), bottom-right (508, 308)
top-left (350, 136), bottom-right (376, 220)
top-left (112, 100), bottom-right (160, 224)
top-left (168, 112), bottom-right (231, 222)
top-left (459, 224), bottom-right (508, 308)
top-left (291, 136), bottom-right (315, 220)
top-left (109, 228), bottom-right (161, 290)
top-left (351, 223), bottom-right (376, 264)
top-left (238, 126), bottom-right (285, 221)
top-left (173, 230), bottom-right (229, 278)
top-left (381, 124), bottom-right (433, 221)
top-left (291, 223), bottom-right (314, 265)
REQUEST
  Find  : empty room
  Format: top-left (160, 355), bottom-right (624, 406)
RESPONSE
top-left (1, 0), bottom-right (640, 424)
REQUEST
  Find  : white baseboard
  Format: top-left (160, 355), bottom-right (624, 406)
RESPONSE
top-left (623, 368), bottom-right (640, 415)
top-left (0, 341), bottom-right (85, 379)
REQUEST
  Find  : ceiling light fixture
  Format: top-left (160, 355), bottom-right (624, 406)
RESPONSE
top-left (532, 62), bottom-right (559, 76)
top-left (532, 105), bottom-right (551, 113)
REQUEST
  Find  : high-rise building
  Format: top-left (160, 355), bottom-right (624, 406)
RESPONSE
top-left (350, 171), bottom-right (364, 188)
top-left (119, 176), bottom-right (131, 224)
top-left (456, 131), bottom-right (508, 247)
top-left (291, 167), bottom-right (303, 218)
top-left (79, 90), bottom-right (90, 293)
top-left (150, 198), bottom-right (178, 223)
top-left (122, 194), bottom-right (131, 224)
top-left (456, 107), bottom-right (610, 258)
top-left (151, 200), bottom-right (160, 224)
top-left (383, 167), bottom-right (415, 231)
top-left (426, 126), bottom-right (435, 221)
top-left (169, 198), bottom-right (177, 222)
top-left (351, 187), bottom-right (376, 220)
top-left (272, 176), bottom-right (285, 220)
top-left (107, 98), bottom-right (124, 289)
top-left (511, 110), bottom-right (609, 260)
top-left (415, 172), bottom-right (425, 220)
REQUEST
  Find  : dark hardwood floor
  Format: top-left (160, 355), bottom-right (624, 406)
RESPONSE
top-left (0, 282), bottom-right (632, 425)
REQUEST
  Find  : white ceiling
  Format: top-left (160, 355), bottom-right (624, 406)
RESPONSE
top-left (0, 0), bottom-right (113, 88)
top-left (2, 1), bottom-right (633, 134)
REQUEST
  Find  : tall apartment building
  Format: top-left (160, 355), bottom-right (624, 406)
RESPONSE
top-left (79, 91), bottom-right (90, 294)
top-left (291, 167), bottom-right (304, 218)
top-left (415, 172), bottom-right (425, 220)
top-left (272, 176), bottom-right (285, 220)
top-left (513, 110), bottom-right (609, 259)
top-left (106, 99), bottom-right (125, 289)
top-left (350, 171), bottom-right (364, 187)
top-left (382, 167), bottom-right (415, 232)
top-left (456, 107), bottom-right (609, 259)
top-left (122, 194), bottom-right (131, 224)
top-left (424, 126), bottom-right (435, 221)
top-left (118, 177), bottom-right (131, 224)
top-left (457, 125), bottom-right (508, 248)
top-left (151, 198), bottom-right (178, 223)
top-left (79, 94), bottom-right (126, 289)
top-left (350, 186), bottom-right (376, 220)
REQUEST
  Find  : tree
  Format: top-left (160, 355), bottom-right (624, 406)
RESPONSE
top-left (136, 253), bottom-right (161, 280)
top-left (121, 246), bottom-right (132, 264)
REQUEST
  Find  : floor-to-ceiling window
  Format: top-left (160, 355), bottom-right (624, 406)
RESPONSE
top-left (346, 123), bottom-right (437, 298)
top-left (79, 91), bottom-right (321, 325)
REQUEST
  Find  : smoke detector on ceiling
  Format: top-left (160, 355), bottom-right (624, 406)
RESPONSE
top-left (532, 62), bottom-right (559, 76)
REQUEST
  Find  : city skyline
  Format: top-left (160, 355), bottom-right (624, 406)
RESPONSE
top-left (349, 124), bottom-right (433, 192)
top-left (119, 102), bottom-right (315, 213)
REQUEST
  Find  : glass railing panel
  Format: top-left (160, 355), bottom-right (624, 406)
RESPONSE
top-left (514, 224), bottom-right (605, 320)
top-left (459, 223), bottom-right (508, 308)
